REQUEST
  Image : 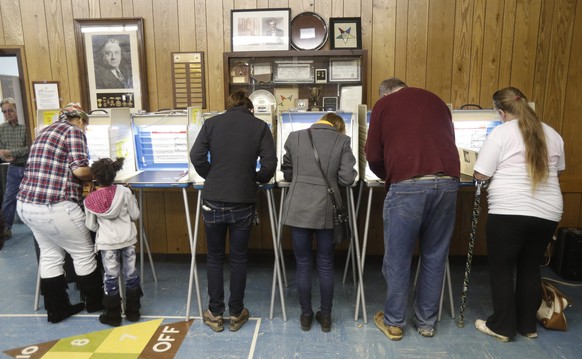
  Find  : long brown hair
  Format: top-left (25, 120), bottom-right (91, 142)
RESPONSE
top-left (493, 87), bottom-right (548, 188)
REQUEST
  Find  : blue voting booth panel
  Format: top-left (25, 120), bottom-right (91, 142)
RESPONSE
top-left (452, 109), bottom-right (501, 176)
top-left (133, 122), bottom-right (189, 171)
top-left (452, 110), bottom-right (501, 151)
top-left (125, 113), bottom-right (191, 187)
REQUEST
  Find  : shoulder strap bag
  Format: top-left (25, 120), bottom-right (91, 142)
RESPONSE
top-left (307, 129), bottom-right (351, 244)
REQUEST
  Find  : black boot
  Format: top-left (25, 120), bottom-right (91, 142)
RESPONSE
top-left (77, 268), bottom-right (104, 313)
top-left (99, 293), bottom-right (122, 327)
top-left (125, 287), bottom-right (143, 322)
top-left (300, 312), bottom-right (314, 331)
top-left (316, 311), bottom-right (332, 332)
top-left (41, 275), bottom-right (85, 323)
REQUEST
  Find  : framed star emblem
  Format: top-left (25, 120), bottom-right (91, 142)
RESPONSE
top-left (330, 17), bottom-right (362, 50)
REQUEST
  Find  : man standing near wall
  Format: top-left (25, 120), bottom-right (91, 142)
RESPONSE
top-left (0, 97), bottom-right (29, 238)
top-left (365, 78), bottom-right (460, 340)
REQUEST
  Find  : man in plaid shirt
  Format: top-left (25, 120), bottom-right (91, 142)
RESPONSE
top-left (0, 97), bottom-right (29, 238)
top-left (16, 103), bottom-right (104, 324)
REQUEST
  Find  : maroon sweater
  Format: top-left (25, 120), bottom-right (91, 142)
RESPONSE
top-left (365, 87), bottom-right (460, 185)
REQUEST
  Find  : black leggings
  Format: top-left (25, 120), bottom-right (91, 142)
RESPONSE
top-left (485, 214), bottom-right (558, 337)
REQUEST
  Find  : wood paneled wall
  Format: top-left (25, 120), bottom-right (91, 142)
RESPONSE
top-left (1, 0), bottom-right (581, 254)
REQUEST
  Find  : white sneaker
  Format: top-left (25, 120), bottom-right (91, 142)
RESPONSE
top-left (475, 319), bottom-right (509, 342)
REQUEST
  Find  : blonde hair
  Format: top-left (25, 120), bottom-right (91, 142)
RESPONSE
top-left (320, 112), bottom-right (346, 134)
top-left (493, 87), bottom-right (548, 189)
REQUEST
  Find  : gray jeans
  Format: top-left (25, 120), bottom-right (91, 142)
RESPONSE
top-left (101, 245), bottom-right (140, 296)
top-left (17, 200), bottom-right (97, 278)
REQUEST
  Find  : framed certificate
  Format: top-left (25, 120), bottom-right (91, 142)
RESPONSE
top-left (273, 61), bottom-right (314, 83)
top-left (329, 58), bottom-right (361, 82)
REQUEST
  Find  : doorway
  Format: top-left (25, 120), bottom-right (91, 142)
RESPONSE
top-left (0, 47), bottom-right (32, 204)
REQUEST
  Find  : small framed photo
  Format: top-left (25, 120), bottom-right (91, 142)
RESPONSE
top-left (329, 17), bottom-right (362, 50)
top-left (322, 97), bottom-right (338, 111)
top-left (231, 8), bottom-right (291, 52)
top-left (315, 69), bottom-right (327, 83)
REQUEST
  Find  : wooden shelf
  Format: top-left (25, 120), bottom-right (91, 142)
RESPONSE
top-left (223, 50), bottom-right (367, 111)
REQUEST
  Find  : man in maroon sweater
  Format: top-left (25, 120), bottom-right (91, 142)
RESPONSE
top-left (366, 78), bottom-right (460, 340)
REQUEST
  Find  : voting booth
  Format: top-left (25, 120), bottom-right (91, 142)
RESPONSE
top-left (35, 108), bottom-right (136, 181)
top-left (84, 108), bottom-right (135, 181)
top-left (275, 111), bottom-right (359, 183)
top-left (125, 109), bottom-right (203, 321)
top-left (451, 109), bottom-right (501, 176)
top-left (357, 105), bottom-right (381, 184)
top-left (185, 108), bottom-right (281, 320)
top-left (273, 110), bottom-right (363, 322)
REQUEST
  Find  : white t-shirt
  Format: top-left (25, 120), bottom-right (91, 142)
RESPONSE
top-left (474, 119), bottom-right (565, 222)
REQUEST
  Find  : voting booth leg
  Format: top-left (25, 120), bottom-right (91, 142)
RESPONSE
top-left (34, 269), bottom-right (41, 310)
top-left (268, 187), bottom-right (287, 321)
top-left (355, 185), bottom-right (374, 322)
top-left (342, 237), bottom-right (357, 286)
top-left (185, 187), bottom-right (203, 321)
top-left (343, 181), bottom-right (365, 286)
top-left (347, 187), bottom-right (367, 323)
top-left (275, 188), bottom-right (288, 287)
top-left (137, 189), bottom-right (158, 283)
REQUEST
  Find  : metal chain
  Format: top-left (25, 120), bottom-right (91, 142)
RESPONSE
top-left (457, 180), bottom-right (487, 328)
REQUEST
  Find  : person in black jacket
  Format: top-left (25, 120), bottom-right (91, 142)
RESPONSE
top-left (190, 89), bottom-right (277, 333)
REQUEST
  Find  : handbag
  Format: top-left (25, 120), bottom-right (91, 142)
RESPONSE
top-left (307, 129), bottom-right (352, 245)
top-left (536, 279), bottom-right (572, 331)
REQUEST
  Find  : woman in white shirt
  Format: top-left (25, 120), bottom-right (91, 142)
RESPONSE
top-left (473, 87), bottom-right (565, 342)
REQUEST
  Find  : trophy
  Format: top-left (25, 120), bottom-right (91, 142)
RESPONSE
top-left (308, 86), bottom-right (322, 111)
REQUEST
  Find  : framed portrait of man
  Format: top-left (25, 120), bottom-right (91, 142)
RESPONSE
top-left (74, 18), bottom-right (148, 112)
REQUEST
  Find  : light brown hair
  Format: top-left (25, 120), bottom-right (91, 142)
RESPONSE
top-left (493, 87), bottom-right (548, 188)
top-left (320, 112), bottom-right (346, 134)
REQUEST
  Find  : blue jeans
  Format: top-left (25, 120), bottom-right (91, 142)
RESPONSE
top-left (381, 177), bottom-right (458, 329)
top-left (101, 246), bottom-right (140, 296)
top-left (2, 165), bottom-right (25, 229)
top-left (291, 227), bottom-right (335, 316)
top-left (202, 200), bottom-right (255, 316)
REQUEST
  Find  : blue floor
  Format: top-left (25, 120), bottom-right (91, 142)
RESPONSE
top-left (1, 223), bottom-right (581, 358)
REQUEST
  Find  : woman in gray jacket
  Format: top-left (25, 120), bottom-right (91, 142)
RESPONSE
top-left (281, 112), bottom-right (357, 332)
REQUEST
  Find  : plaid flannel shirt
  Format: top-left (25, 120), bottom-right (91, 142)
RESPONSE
top-left (17, 120), bottom-right (89, 204)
